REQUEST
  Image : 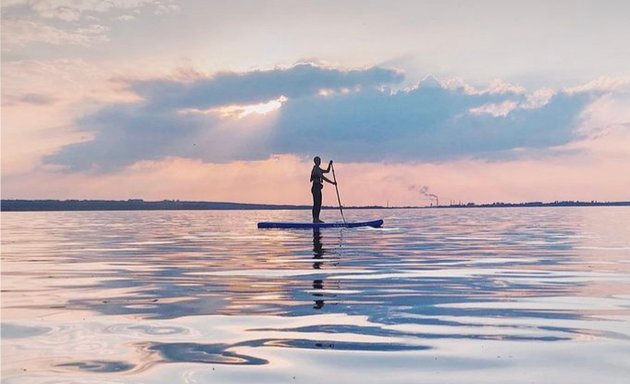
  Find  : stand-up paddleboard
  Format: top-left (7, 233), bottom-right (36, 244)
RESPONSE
top-left (257, 219), bottom-right (383, 229)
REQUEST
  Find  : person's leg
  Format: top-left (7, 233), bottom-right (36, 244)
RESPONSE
top-left (312, 186), bottom-right (318, 220)
top-left (315, 191), bottom-right (321, 221)
top-left (312, 186), bottom-right (322, 221)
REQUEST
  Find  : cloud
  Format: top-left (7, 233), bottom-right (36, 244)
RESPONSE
top-left (1, 1), bottom-right (178, 49)
top-left (2, 93), bottom-right (57, 106)
top-left (564, 76), bottom-right (630, 94)
top-left (1, 1), bottom-right (179, 21)
top-left (45, 64), bottom-right (604, 171)
top-left (270, 79), bottom-right (593, 162)
top-left (1, 19), bottom-right (109, 48)
top-left (117, 15), bottom-right (136, 22)
top-left (45, 64), bottom-right (404, 170)
top-left (129, 63), bottom-right (404, 109)
top-left (469, 100), bottom-right (519, 117)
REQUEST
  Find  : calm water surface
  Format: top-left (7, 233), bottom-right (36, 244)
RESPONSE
top-left (2, 208), bottom-right (630, 383)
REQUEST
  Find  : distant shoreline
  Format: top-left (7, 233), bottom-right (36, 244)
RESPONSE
top-left (2, 199), bottom-right (629, 212)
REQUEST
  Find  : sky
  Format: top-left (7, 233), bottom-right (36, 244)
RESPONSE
top-left (2, 0), bottom-right (630, 206)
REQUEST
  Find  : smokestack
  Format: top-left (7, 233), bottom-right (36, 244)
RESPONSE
top-left (411, 185), bottom-right (439, 207)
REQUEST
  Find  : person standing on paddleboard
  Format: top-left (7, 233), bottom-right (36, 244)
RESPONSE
top-left (310, 156), bottom-right (336, 223)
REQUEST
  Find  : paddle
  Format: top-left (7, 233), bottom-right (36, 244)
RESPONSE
top-left (331, 162), bottom-right (346, 224)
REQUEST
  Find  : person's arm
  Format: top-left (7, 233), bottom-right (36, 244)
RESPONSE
top-left (322, 176), bottom-right (336, 185)
top-left (322, 160), bottom-right (333, 173)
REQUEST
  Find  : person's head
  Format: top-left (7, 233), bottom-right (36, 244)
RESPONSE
top-left (313, 156), bottom-right (321, 166)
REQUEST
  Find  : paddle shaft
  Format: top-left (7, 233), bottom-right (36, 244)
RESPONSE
top-left (331, 163), bottom-right (346, 223)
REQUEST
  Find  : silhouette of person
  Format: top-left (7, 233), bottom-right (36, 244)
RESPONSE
top-left (310, 156), bottom-right (336, 223)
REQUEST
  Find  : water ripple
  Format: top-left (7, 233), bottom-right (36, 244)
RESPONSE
top-left (2, 208), bottom-right (630, 383)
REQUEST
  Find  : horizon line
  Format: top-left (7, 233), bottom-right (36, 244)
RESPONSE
top-left (2, 198), bottom-right (629, 212)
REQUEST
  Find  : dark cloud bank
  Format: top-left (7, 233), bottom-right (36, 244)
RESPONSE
top-left (46, 63), bottom-right (597, 171)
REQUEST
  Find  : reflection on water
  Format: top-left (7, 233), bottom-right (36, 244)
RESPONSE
top-left (140, 342), bottom-right (268, 366)
top-left (2, 208), bottom-right (630, 383)
top-left (312, 229), bottom-right (326, 309)
top-left (55, 360), bottom-right (135, 373)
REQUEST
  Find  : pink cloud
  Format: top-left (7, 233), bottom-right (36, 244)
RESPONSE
top-left (4, 140), bottom-right (629, 205)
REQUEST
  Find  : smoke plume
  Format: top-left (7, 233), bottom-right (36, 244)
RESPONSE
top-left (409, 185), bottom-right (439, 206)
